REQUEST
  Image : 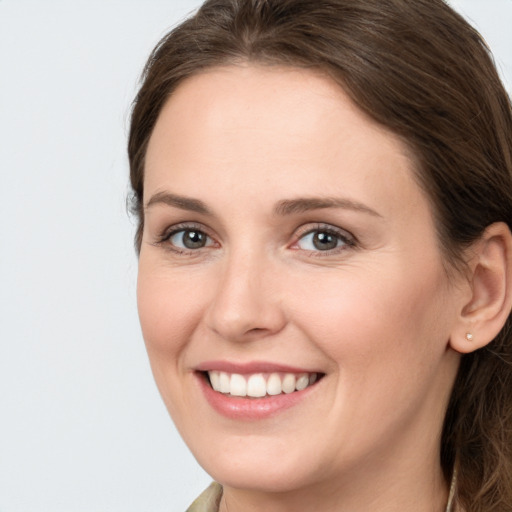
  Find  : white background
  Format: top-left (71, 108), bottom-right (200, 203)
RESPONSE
top-left (0, 1), bottom-right (511, 511)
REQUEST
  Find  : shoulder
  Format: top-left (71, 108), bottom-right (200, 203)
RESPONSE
top-left (186, 482), bottom-right (223, 512)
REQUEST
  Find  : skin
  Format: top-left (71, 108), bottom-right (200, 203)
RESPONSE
top-left (137, 65), bottom-right (469, 512)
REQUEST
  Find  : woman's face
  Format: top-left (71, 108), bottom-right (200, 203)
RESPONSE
top-left (138, 65), bottom-right (462, 494)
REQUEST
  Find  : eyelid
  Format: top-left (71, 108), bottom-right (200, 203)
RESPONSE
top-left (290, 223), bottom-right (357, 252)
top-left (294, 223), bottom-right (355, 240)
top-left (155, 221), bottom-right (219, 252)
top-left (159, 221), bottom-right (208, 240)
top-left (152, 221), bottom-right (356, 255)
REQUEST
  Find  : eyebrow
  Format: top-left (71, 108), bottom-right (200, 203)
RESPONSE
top-left (274, 197), bottom-right (382, 217)
top-left (144, 192), bottom-right (381, 218)
top-left (144, 192), bottom-right (212, 215)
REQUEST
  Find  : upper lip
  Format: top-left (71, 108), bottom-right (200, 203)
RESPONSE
top-left (195, 360), bottom-right (322, 374)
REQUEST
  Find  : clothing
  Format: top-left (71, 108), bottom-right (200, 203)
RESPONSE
top-left (185, 480), bottom-right (456, 511)
top-left (186, 482), bottom-right (222, 512)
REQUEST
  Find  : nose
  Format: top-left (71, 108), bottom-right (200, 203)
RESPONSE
top-left (204, 249), bottom-right (287, 342)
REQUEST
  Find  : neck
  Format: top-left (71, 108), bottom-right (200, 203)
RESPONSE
top-left (219, 453), bottom-right (449, 512)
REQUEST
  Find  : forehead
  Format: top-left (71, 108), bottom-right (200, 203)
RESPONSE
top-left (147, 64), bottom-right (410, 162)
top-left (144, 64), bottom-right (424, 221)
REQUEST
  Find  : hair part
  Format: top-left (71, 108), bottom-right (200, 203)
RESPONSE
top-left (128, 1), bottom-right (512, 509)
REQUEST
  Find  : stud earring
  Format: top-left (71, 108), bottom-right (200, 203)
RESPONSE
top-left (465, 333), bottom-right (474, 342)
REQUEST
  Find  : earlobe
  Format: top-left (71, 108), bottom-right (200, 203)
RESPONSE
top-left (450, 222), bottom-right (512, 354)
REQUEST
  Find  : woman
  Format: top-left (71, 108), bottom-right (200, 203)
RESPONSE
top-left (128, 0), bottom-right (512, 510)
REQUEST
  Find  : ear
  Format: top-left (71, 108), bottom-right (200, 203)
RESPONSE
top-left (450, 222), bottom-right (512, 354)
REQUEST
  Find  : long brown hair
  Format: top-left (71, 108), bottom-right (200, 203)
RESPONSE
top-left (128, 1), bottom-right (512, 509)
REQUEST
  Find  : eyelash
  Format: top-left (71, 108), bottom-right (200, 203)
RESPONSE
top-left (154, 222), bottom-right (357, 256)
top-left (291, 224), bottom-right (357, 255)
top-left (155, 222), bottom-right (216, 255)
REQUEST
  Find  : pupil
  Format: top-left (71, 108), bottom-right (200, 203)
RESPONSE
top-left (184, 230), bottom-right (206, 249)
top-left (313, 232), bottom-right (337, 250)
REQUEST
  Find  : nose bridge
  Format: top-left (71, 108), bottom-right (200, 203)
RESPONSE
top-left (205, 243), bottom-right (285, 341)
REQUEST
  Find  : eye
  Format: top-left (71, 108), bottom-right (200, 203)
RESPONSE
top-left (295, 227), bottom-right (354, 252)
top-left (168, 228), bottom-right (214, 250)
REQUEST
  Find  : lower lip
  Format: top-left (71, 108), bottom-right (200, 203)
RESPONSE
top-left (196, 372), bottom-right (319, 420)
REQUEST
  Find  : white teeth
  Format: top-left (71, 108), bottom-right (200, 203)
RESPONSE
top-left (282, 373), bottom-right (296, 394)
top-left (209, 370), bottom-right (220, 391)
top-left (296, 374), bottom-right (309, 391)
top-left (207, 371), bottom-right (320, 397)
top-left (247, 374), bottom-right (267, 397)
top-left (230, 373), bottom-right (247, 396)
top-left (266, 373), bottom-right (282, 395)
top-left (219, 372), bottom-right (230, 393)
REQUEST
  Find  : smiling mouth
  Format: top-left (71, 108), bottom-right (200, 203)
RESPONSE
top-left (203, 371), bottom-right (323, 398)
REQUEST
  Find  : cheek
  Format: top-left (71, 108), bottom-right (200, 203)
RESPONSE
top-left (289, 260), bottom-right (452, 377)
top-left (136, 260), bottom-right (205, 368)
top-left (285, 262), bottom-right (455, 451)
top-left (136, 260), bottom-right (212, 427)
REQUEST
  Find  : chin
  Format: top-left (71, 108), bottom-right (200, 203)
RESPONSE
top-left (183, 429), bottom-right (331, 494)
top-left (201, 456), bottom-right (316, 494)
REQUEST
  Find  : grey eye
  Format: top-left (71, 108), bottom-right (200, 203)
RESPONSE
top-left (297, 231), bottom-right (346, 251)
top-left (170, 229), bottom-right (211, 249)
